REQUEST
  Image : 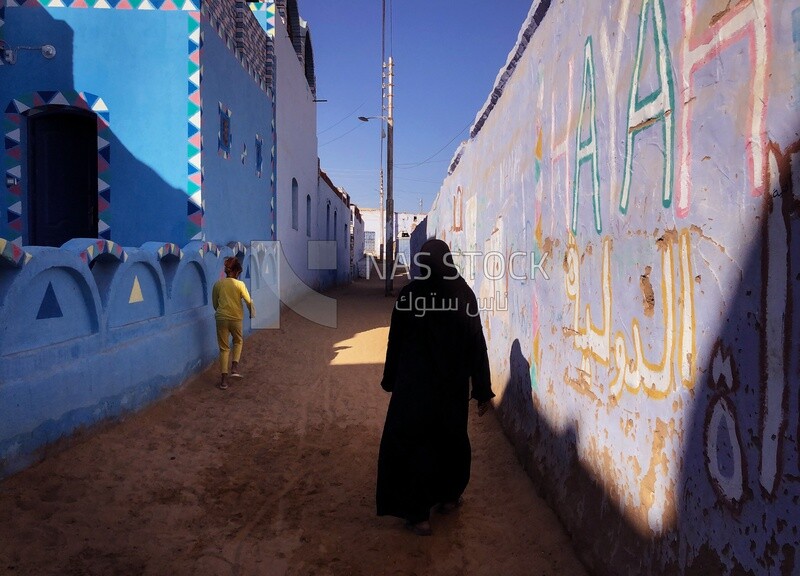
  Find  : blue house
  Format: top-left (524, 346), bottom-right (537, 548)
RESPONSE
top-left (0, 0), bottom-right (349, 477)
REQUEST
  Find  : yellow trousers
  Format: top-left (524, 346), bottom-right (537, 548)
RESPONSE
top-left (216, 319), bottom-right (243, 374)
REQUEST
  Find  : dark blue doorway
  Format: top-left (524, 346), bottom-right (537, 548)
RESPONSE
top-left (27, 107), bottom-right (98, 247)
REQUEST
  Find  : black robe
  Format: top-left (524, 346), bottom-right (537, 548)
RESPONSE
top-left (376, 273), bottom-right (494, 524)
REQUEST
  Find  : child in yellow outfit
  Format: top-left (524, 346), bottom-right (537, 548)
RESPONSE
top-left (212, 257), bottom-right (255, 390)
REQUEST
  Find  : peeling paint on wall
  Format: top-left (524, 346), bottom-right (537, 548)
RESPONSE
top-left (422, 0), bottom-right (800, 573)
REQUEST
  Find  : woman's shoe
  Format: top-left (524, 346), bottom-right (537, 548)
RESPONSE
top-left (437, 497), bottom-right (463, 514)
top-left (405, 520), bottom-right (432, 536)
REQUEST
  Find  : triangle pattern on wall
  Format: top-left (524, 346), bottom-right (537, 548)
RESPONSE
top-left (37, 282), bottom-right (64, 319)
top-left (129, 276), bottom-right (144, 304)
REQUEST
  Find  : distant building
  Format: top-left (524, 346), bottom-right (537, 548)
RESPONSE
top-left (360, 207), bottom-right (426, 258)
top-left (350, 204), bottom-right (365, 278)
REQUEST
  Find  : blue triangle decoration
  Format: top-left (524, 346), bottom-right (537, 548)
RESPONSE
top-left (188, 123), bottom-right (199, 138)
top-left (37, 282), bottom-right (63, 319)
top-left (99, 146), bottom-right (111, 162)
top-left (100, 189), bottom-right (111, 203)
top-left (38, 91), bottom-right (58, 104)
top-left (187, 200), bottom-right (202, 215)
top-left (82, 93), bottom-right (99, 108)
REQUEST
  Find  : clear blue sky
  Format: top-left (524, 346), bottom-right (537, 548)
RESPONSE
top-left (299, 0), bottom-right (534, 214)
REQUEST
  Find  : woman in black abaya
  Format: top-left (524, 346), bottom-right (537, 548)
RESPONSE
top-left (376, 238), bottom-right (494, 536)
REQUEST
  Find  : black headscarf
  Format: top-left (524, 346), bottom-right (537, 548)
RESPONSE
top-left (416, 238), bottom-right (459, 283)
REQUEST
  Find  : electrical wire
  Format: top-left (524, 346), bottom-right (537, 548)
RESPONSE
top-left (319, 124), bottom-right (363, 147)
top-left (317, 99), bottom-right (367, 135)
top-left (395, 122), bottom-right (471, 169)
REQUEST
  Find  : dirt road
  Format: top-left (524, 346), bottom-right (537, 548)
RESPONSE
top-left (0, 276), bottom-right (588, 576)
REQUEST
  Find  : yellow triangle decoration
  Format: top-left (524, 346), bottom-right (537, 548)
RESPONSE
top-left (129, 276), bottom-right (144, 304)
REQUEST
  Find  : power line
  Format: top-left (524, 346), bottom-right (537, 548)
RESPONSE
top-left (319, 124), bottom-right (363, 147)
top-left (317, 99), bottom-right (367, 135)
top-left (394, 175), bottom-right (444, 184)
top-left (395, 122), bottom-right (470, 168)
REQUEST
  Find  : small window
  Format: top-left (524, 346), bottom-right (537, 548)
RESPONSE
top-left (255, 135), bottom-right (263, 177)
top-left (306, 194), bottom-right (311, 237)
top-left (326, 202), bottom-right (331, 240)
top-left (218, 103), bottom-right (232, 159)
top-left (333, 210), bottom-right (338, 241)
top-left (291, 178), bottom-right (299, 230)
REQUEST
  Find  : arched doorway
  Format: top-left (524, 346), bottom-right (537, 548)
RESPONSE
top-left (27, 107), bottom-right (98, 247)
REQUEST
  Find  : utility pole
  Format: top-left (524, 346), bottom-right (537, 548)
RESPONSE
top-left (380, 0), bottom-right (386, 266)
top-left (385, 56), bottom-right (394, 296)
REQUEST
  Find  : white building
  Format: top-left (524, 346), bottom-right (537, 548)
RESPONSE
top-left (360, 207), bottom-right (425, 258)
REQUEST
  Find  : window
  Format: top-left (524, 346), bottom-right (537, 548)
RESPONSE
top-left (218, 103), bottom-right (232, 159)
top-left (291, 178), bottom-right (299, 230)
top-left (333, 210), bottom-right (338, 241)
top-left (306, 194), bottom-right (311, 237)
top-left (255, 135), bottom-right (263, 177)
top-left (326, 202), bottom-right (330, 240)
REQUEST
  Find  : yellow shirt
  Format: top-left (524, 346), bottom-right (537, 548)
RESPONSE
top-left (212, 277), bottom-right (255, 321)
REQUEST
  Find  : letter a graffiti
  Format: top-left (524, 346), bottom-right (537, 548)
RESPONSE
top-left (619, 0), bottom-right (675, 214)
top-left (572, 37), bottom-right (602, 235)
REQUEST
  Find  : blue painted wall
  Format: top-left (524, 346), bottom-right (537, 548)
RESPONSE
top-left (1, 5), bottom-right (191, 245)
top-left (0, 239), bottom-right (252, 478)
top-left (201, 20), bottom-right (274, 246)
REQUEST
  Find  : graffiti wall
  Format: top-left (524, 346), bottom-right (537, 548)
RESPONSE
top-left (423, 0), bottom-right (800, 573)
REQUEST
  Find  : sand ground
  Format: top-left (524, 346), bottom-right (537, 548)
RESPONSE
top-left (0, 276), bottom-right (588, 576)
